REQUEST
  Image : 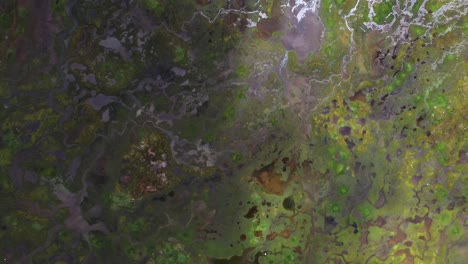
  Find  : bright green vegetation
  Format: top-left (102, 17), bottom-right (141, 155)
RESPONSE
top-left (373, 0), bottom-right (395, 24)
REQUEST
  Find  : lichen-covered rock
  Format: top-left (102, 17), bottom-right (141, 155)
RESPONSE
top-left (121, 132), bottom-right (176, 198)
